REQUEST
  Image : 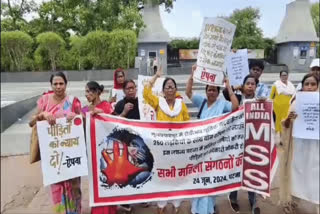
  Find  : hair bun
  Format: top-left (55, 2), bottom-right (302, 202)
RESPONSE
top-left (100, 85), bottom-right (104, 92)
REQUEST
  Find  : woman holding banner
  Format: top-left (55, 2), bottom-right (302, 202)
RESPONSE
top-left (81, 81), bottom-right (119, 214)
top-left (270, 70), bottom-right (295, 134)
top-left (82, 81), bottom-right (113, 117)
top-left (223, 74), bottom-right (261, 214)
top-left (280, 73), bottom-right (319, 214)
top-left (29, 72), bottom-right (83, 214)
top-left (144, 67), bottom-right (189, 214)
top-left (186, 65), bottom-right (239, 214)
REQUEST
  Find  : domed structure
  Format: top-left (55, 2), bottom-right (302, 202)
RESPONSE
top-left (276, 0), bottom-right (319, 72)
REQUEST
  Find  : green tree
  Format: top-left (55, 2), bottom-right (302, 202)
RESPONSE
top-left (1, 31), bottom-right (33, 71)
top-left (149, 0), bottom-right (175, 12)
top-left (108, 30), bottom-right (137, 69)
top-left (35, 32), bottom-right (66, 71)
top-left (83, 31), bottom-right (110, 69)
top-left (32, 0), bottom-right (144, 40)
top-left (1, 0), bottom-right (37, 31)
top-left (311, 2), bottom-right (319, 37)
top-left (226, 7), bottom-right (264, 49)
top-left (170, 38), bottom-right (200, 49)
top-left (263, 38), bottom-right (276, 62)
top-left (67, 36), bottom-right (87, 70)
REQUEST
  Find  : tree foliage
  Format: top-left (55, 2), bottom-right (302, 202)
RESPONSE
top-left (311, 2), bottom-right (319, 37)
top-left (150, 0), bottom-right (175, 12)
top-left (35, 32), bottom-right (66, 71)
top-left (225, 7), bottom-right (264, 49)
top-left (83, 31), bottom-right (110, 69)
top-left (170, 38), bottom-right (199, 49)
top-left (1, 0), bottom-right (37, 31)
top-left (1, 31), bottom-right (33, 72)
top-left (108, 30), bottom-right (137, 69)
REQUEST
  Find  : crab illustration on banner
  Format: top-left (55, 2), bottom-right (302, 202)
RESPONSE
top-left (194, 17), bottom-right (236, 86)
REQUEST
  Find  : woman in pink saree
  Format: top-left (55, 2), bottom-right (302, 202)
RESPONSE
top-left (29, 72), bottom-right (82, 214)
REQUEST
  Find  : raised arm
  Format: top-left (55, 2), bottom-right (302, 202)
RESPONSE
top-left (145, 66), bottom-right (162, 88)
top-left (186, 64), bottom-right (196, 100)
top-left (224, 77), bottom-right (239, 111)
top-left (143, 67), bottom-right (163, 109)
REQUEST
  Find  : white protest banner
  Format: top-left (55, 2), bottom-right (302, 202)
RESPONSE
top-left (293, 92), bottom-right (320, 140)
top-left (194, 17), bottom-right (236, 86)
top-left (242, 100), bottom-right (276, 197)
top-left (86, 109), bottom-right (278, 207)
top-left (37, 116), bottom-right (88, 186)
top-left (226, 49), bottom-right (250, 86)
top-left (137, 75), bottom-right (164, 121)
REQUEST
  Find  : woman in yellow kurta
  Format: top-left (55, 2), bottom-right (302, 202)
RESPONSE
top-left (270, 70), bottom-right (295, 133)
top-left (143, 69), bottom-right (189, 122)
top-left (143, 68), bottom-right (189, 214)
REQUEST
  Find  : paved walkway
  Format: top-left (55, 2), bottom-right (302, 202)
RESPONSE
top-left (1, 153), bottom-right (319, 214)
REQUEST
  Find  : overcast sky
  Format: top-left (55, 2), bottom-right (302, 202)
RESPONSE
top-left (160, 0), bottom-right (319, 39)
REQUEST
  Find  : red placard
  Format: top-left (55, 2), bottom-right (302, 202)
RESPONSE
top-left (242, 100), bottom-right (273, 196)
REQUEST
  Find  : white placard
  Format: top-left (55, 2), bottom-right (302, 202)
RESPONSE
top-left (309, 48), bottom-right (315, 57)
top-left (37, 116), bottom-right (88, 186)
top-left (293, 92), bottom-right (320, 140)
top-left (293, 47), bottom-right (299, 57)
top-left (194, 17), bottom-right (236, 86)
top-left (226, 49), bottom-right (249, 86)
top-left (137, 75), bottom-right (164, 121)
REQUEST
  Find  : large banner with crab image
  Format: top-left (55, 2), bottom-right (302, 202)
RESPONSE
top-left (86, 105), bottom-right (277, 207)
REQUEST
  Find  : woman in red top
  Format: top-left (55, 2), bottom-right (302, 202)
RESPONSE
top-left (82, 81), bottom-right (116, 214)
top-left (82, 81), bottom-right (113, 116)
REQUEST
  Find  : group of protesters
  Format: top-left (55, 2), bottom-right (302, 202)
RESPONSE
top-left (29, 58), bottom-right (319, 214)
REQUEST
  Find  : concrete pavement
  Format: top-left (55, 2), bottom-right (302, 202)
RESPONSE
top-left (1, 152), bottom-right (319, 214)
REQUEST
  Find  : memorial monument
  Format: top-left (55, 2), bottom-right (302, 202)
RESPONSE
top-left (276, 0), bottom-right (319, 72)
top-left (137, 0), bottom-right (170, 75)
